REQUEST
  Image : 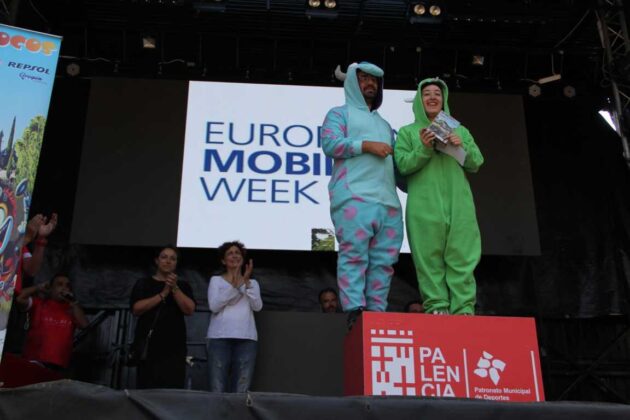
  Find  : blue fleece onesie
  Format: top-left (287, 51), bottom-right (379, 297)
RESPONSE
top-left (321, 62), bottom-right (403, 312)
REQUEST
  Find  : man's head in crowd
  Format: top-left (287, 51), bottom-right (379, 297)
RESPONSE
top-left (319, 288), bottom-right (339, 313)
top-left (405, 300), bottom-right (424, 313)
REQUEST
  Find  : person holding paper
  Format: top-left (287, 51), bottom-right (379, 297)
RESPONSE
top-left (394, 78), bottom-right (484, 315)
top-left (321, 62), bottom-right (403, 327)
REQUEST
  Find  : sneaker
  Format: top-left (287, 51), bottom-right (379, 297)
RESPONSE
top-left (432, 309), bottom-right (449, 315)
top-left (347, 306), bottom-right (365, 331)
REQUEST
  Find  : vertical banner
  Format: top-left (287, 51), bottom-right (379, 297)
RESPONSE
top-left (0, 25), bottom-right (61, 359)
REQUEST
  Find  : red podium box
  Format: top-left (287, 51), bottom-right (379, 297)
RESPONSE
top-left (344, 312), bottom-right (545, 402)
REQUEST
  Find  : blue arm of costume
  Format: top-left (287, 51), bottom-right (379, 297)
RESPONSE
top-left (460, 127), bottom-right (484, 173)
top-left (321, 107), bottom-right (364, 159)
top-left (394, 126), bottom-right (435, 176)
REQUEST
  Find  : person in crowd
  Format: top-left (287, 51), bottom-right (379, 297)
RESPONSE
top-left (318, 287), bottom-right (340, 313)
top-left (3, 213), bottom-right (58, 354)
top-left (18, 213), bottom-right (58, 293)
top-left (206, 241), bottom-right (262, 393)
top-left (394, 78), bottom-right (484, 315)
top-left (404, 300), bottom-right (424, 314)
top-left (321, 62), bottom-right (403, 327)
top-left (130, 246), bottom-right (195, 389)
top-left (16, 273), bottom-right (88, 371)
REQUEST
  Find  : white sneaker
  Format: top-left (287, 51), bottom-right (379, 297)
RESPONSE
top-left (432, 310), bottom-right (449, 315)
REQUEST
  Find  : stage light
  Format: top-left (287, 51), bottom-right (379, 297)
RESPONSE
top-left (528, 84), bottom-right (541, 97)
top-left (305, 0), bottom-right (338, 18)
top-left (413, 3), bottom-right (426, 15)
top-left (66, 62), bottom-right (80, 77)
top-left (471, 55), bottom-right (484, 66)
top-left (563, 85), bottom-right (576, 98)
top-left (410, 3), bottom-right (442, 24)
top-left (142, 36), bottom-right (157, 49)
top-left (429, 5), bottom-right (441, 16)
top-left (599, 110), bottom-right (618, 133)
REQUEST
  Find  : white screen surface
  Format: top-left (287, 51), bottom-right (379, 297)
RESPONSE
top-left (177, 81), bottom-right (412, 252)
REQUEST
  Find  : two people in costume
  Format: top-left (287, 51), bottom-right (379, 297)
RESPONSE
top-left (322, 63), bottom-right (483, 319)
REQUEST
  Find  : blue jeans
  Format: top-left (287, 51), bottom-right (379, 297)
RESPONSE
top-left (206, 338), bottom-right (257, 393)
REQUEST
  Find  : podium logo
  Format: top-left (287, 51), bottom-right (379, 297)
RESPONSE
top-left (474, 351), bottom-right (506, 385)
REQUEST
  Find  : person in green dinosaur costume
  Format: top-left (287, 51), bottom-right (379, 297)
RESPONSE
top-left (394, 78), bottom-right (484, 315)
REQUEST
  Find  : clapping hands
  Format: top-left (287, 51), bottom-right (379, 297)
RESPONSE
top-left (227, 259), bottom-right (254, 289)
top-left (165, 272), bottom-right (178, 289)
top-left (38, 213), bottom-right (58, 238)
top-left (25, 213), bottom-right (58, 244)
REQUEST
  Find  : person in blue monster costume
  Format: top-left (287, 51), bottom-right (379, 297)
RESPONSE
top-left (321, 62), bottom-right (403, 326)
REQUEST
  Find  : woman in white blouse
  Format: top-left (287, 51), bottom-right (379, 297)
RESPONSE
top-left (206, 241), bottom-right (263, 393)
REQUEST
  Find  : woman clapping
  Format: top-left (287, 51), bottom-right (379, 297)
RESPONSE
top-left (206, 241), bottom-right (263, 393)
top-left (130, 246), bottom-right (195, 388)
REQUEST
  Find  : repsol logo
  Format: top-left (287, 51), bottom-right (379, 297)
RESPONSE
top-left (8, 61), bottom-right (50, 74)
top-left (19, 73), bottom-right (43, 82)
top-left (0, 31), bottom-right (57, 56)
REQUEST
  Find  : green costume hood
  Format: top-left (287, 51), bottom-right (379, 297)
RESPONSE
top-left (343, 62), bottom-right (384, 111)
top-left (412, 77), bottom-right (450, 125)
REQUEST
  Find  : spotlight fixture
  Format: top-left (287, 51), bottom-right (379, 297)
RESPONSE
top-left (305, 0), bottom-right (338, 18)
top-left (413, 3), bottom-right (426, 15)
top-left (563, 85), bottom-right (576, 98)
top-left (528, 84), bottom-right (541, 98)
top-left (66, 62), bottom-right (80, 77)
top-left (142, 36), bottom-right (157, 49)
top-left (471, 55), bottom-right (485, 66)
top-left (409, 3), bottom-right (443, 24)
top-left (599, 110), bottom-right (618, 134)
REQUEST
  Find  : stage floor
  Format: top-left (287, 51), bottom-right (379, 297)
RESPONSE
top-left (1, 380), bottom-right (629, 420)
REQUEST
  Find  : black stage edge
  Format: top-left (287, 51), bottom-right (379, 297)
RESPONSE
top-left (1, 381), bottom-right (629, 420)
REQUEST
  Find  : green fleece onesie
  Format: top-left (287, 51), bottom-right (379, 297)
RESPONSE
top-left (394, 78), bottom-right (484, 315)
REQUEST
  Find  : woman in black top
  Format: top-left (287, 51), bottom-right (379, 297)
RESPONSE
top-left (130, 246), bottom-right (196, 388)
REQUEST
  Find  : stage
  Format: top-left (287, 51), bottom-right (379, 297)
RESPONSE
top-left (0, 380), bottom-right (628, 420)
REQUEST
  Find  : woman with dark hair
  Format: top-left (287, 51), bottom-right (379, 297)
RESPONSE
top-left (206, 241), bottom-right (263, 393)
top-left (394, 78), bottom-right (483, 315)
top-left (130, 246), bottom-right (196, 388)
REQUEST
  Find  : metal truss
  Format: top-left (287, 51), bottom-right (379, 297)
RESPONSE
top-left (596, 0), bottom-right (630, 167)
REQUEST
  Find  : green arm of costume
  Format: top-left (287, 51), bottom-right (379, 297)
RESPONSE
top-left (460, 127), bottom-right (484, 173)
top-left (394, 126), bottom-right (435, 176)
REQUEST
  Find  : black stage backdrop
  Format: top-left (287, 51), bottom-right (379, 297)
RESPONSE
top-left (28, 78), bottom-right (630, 317)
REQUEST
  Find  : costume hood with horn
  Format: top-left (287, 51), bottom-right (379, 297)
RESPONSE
top-left (321, 62), bottom-right (403, 314)
top-left (394, 77), bottom-right (484, 315)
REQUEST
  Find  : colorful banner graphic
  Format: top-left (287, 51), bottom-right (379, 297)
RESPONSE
top-left (0, 24), bottom-right (62, 359)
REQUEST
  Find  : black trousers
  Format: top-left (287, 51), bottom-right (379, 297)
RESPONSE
top-left (136, 350), bottom-right (186, 389)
